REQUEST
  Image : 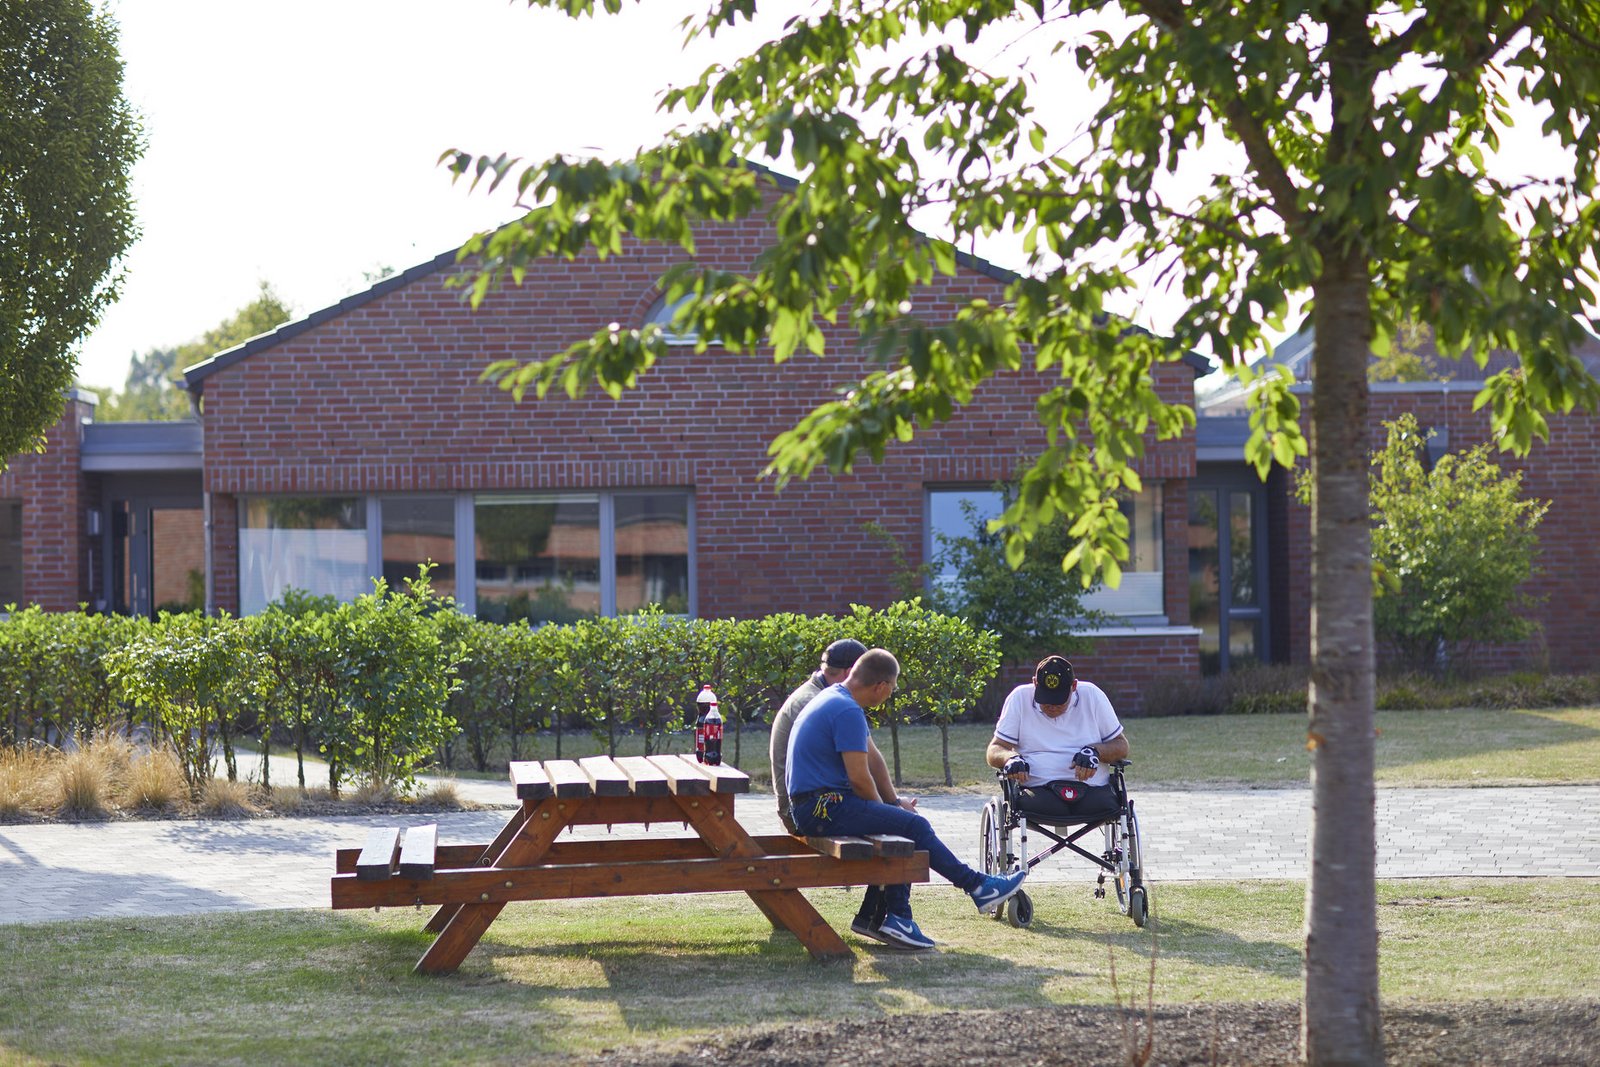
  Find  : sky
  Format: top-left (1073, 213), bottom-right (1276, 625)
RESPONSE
top-left (80, 0), bottom-right (788, 388)
top-left (77, 2), bottom-right (1583, 391)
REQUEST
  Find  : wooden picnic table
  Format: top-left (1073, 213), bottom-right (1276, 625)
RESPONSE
top-left (330, 754), bottom-right (929, 973)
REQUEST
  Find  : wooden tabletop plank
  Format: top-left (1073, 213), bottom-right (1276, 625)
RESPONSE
top-left (509, 761), bottom-right (552, 800)
top-left (612, 755), bottom-right (671, 797)
top-left (355, 827), bottom-right (401, 881)
top-left (805, 836), bottom-right (874, 860)
top-left (645, 754), bottom-right (710, 796)
top-left (692, 759), bottom-right (751, 794)
top-left (864, 834), bottom-right (915, 857)
top-left (577, 756), bottom-right (632, 797)
top-left (543, 759), bottom-right (593, 797)
top-left (398, 824), bottom-right (439, 880)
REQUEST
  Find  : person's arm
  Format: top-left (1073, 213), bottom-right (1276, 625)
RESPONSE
top-left (986, 735), bottom-right (1019, 770)
top-left (867, 738), bottom-right (915, 810)
top-left (841, 750), bottom-right (882, 802)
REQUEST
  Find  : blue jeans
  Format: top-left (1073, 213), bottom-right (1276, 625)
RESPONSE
top-left (791, 790), bottom-right (985, 918)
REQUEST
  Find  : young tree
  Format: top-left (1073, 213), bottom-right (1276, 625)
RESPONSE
top-left (93, 282), bottom-right (293, 421)
top-left (446, 4), bottom-right (1600, 1061)
top-left (1, 0), bottom-right (142, 468)
top-left (1371, 413), bottom-right (1547, 673)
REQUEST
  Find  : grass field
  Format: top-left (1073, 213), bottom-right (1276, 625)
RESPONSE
top-left (0, 878), bottom-right (1594, 1065)
top-left (443, 705), bottom-right (1600, 793)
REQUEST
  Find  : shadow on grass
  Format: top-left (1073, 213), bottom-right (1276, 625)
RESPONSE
top-left (1017, 910), bottom-right (1302, 980)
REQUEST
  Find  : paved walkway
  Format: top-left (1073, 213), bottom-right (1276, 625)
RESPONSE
top-left (2, 781), bottom-right (1596, 926)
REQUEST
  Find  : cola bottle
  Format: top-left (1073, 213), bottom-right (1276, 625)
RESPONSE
top-left (694, 685), bottom-right (716, 763)
top-left (703, 698), bottom-right (724, 766)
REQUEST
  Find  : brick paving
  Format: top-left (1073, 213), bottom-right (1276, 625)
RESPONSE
top-left (2, 783), bottom-right (1595, 926)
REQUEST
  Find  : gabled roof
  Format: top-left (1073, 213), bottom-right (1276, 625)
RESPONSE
top-left (184, 161), bottom-right (1210, 388)
top-left (183, 246), bottom-right (462, 388)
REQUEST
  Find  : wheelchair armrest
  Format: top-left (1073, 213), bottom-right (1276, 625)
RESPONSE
top-left (1110, 759), bottom-right (1131, 768)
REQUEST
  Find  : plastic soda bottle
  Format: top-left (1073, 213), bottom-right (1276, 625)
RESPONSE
top-left (694, 685), bottom-right (716, 763)
top-left (703, 694), bottom-right (724, 766)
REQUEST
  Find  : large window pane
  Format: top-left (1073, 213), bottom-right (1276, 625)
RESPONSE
top-left (928, 485), bottom-right (1166, 618)
top-left (0, 499), bottom-right (21, 606)
top-left (382, 497), bottom-right (456, 598)
top-left (239, 497), bottom-right (367, 615)
top-left (614, 493), bottom-right (689, 614)
top-left (475, 494), bottom-right (599, 624)
top-left (927, 488), bottom-right (1003, 589)
top-left (1081, 486), bottom-right (1165, 617)
top-left (1188, 489), bottom-right (1221, 674)
top-left (1229, 490), bottom-right (1256, 607)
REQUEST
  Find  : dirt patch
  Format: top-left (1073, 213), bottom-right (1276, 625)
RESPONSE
top-left (580, 1000), bottom-right (1600, 1066)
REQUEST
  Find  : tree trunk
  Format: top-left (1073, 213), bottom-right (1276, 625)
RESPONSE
top-left (1303, 260), bottom-right (1383, 1066)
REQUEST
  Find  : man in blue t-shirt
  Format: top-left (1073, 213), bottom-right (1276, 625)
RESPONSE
top-left (786, 648), bottom-right (1027, 950)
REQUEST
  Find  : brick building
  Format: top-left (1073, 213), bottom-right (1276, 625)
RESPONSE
top-left (6, 216), bottom-right (1598, 709)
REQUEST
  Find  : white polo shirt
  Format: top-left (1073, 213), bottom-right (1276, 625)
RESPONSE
top-left (993, 680), bottom-right (1124, 788)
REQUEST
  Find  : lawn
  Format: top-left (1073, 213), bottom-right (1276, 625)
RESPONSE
top-left (0, 879), bottom-right (1594, 1065)
top-left (439, 705), bottom-right (1600, 792)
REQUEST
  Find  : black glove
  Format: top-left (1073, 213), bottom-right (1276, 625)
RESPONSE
top-left (1072, 746), bottom-right (1100, 771)
top-left (1002, 755), bottom-right (1029, 777)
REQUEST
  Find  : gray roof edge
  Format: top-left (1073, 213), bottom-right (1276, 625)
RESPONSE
top-left (182, 246), bottom-right (465, 387)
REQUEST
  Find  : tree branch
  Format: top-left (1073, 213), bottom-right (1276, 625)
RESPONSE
top-left (1130, 0), bottom-right (1309, 236)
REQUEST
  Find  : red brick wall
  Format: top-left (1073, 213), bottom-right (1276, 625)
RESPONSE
top-left (1279, 386), bottom-right (1600, 673)
top-left (0, 393), bottom-right (94, 610)
top-left (198, 216), bottom-right (1199, 645)
top-left (985, 632), bottom-right (1201, 718)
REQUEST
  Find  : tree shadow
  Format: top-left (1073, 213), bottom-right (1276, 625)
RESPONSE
top-left (0, 830), bottom-right (258, 922)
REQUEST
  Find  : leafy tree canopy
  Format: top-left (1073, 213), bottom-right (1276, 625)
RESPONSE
top-left (91, 282), bottom-right (292, 421)
top-left (1, 0), bottom-right (142, 468)
top-left (445, 4), bottom-right (1600, 1060)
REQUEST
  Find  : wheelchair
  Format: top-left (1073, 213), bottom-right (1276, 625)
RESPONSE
top-left (977, 760), bottom-right (1149, 928)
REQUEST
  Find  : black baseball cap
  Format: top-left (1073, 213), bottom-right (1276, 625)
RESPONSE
top-left (1033, 655), bottom-right (1075, 704)
top-left (824, 639), bottom-right (868, 669)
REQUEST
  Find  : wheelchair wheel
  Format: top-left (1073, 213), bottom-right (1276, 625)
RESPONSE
top-left (1129, 886), bottom-right (1149, 928)
top-left (1113, 801), bottom-right (1145, 919)
top-left (1005, 889), bottom-right (1033, 928)
top-left (978, 798), bottom-right (1004, 875)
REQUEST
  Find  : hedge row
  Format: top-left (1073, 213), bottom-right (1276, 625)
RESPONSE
top-left (0, 578), bottom-right (1000, 793)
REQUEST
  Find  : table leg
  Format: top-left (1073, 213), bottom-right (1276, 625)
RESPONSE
top-left (416, 797), bottom-right (577, 975)
top-left (424, 801), bottom-right (533, 935)
top-left (671, 794), bottom-right (853, 962)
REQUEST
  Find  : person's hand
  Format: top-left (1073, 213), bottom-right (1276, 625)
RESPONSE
top-left (1002, 755), bottom-right (1029, 781)
top-left (1072, 746), bottom-right (1099, 781)
top-left (896, 796), bottom-right (918, 812)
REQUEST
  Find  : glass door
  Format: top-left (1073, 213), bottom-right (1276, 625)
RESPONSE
top-left (1188, 481), bottom-right (1266, 674)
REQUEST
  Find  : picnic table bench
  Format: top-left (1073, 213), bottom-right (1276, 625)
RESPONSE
top-left (330, 754), bottom-right (929, 973)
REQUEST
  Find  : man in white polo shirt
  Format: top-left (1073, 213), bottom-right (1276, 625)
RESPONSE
top-left (984, 655), bottom-right (1130, 822)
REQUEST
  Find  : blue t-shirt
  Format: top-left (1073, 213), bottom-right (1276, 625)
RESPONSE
top-left (785, 683), bottom-right (871, 796)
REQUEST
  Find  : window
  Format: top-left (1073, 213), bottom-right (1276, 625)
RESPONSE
top-left (614, 492), bottom-right (690, 614)
top-left (474, 494), bottom-right (601, 625)
top-left (644, 293), bottom-right (700, 346)
top-left (926, 484), bottom-right (1167, 620)
top-left (238, 497), bottom-right (368, 615)
top-left (1080, 487), bottom-right (1164, 618)
top-left (381, 496), bottom-right (456, 598)
top-left (926, 487), bottom-right (1003, 592)
top-left (0, 499), bottom-right (21, 607)
top-left (236, 491), bottom-right (694, 620)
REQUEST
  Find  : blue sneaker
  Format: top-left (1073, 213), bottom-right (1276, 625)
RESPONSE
top-left (876, 913), bottom-right (937, 951)
top-left (970, 869), bottom-right (1027, 914)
